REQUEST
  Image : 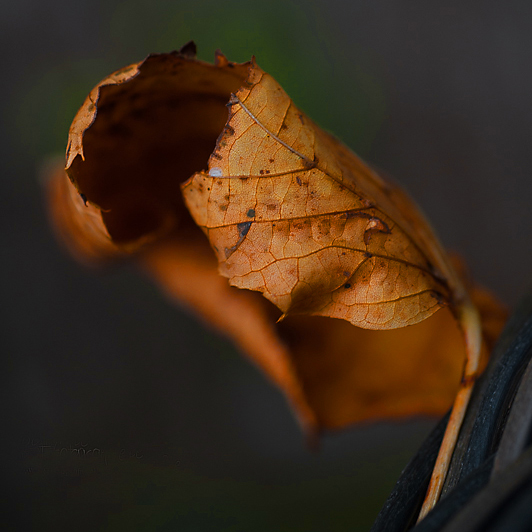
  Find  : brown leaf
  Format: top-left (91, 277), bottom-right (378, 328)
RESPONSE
top-left (46, 47), bottom-right (508, 512)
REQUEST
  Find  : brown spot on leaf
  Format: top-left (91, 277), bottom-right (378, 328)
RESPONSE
top-left (224, 221), bottom-right (253, 259)
top-left (237, 221), bottom-right (252, 238)
top-left (302, 157), bottom-right (317, 169)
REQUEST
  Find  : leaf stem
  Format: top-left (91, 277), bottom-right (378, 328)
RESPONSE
top-left (417, 299), bottom-right (482, 521)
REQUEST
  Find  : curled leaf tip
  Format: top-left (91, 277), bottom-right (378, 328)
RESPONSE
top-left (178, 40), bottom-right (197, 58)
top-left (214, 49), bottom-right (229, 67)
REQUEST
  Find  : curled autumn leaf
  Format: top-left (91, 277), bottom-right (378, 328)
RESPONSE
top-left (45, 43), bottom-right (507, 515)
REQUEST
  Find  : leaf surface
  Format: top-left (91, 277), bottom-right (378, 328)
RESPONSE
top-left (182, 63), bottom-right (463, 330)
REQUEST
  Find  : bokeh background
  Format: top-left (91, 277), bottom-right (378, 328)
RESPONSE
top-left (3, 1), bottom-right (532, 530)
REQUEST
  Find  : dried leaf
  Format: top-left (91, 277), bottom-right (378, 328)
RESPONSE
top-left (46, 46), bottom-right (508, 513)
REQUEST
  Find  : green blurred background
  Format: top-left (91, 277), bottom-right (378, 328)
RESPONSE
top-left (3, 1), bottom-right (532, 530)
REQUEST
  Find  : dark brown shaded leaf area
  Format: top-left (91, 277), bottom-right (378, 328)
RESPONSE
top-left (46, 44), bottom-right (507, 436)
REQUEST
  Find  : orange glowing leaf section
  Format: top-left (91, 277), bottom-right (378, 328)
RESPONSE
top-left (183, 62), bottom-right (462, 330)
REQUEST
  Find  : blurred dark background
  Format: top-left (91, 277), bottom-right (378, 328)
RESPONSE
top-left (2, 1), bottom-right (532, 530)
